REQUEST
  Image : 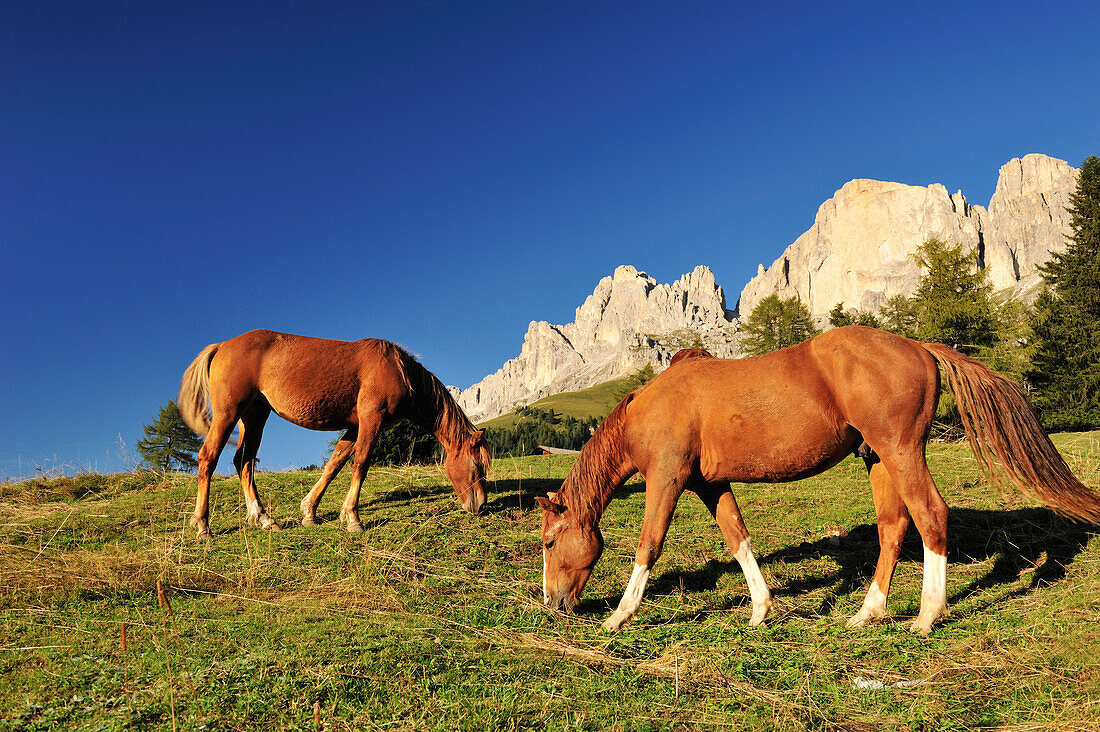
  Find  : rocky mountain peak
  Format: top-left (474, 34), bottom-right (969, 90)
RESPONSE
top-left (737, 153), bottom-right (1076, 317)
top-left (456, 154), bottom-right (1079, 423)
top-left (456, 265), bottom-right (736, 422)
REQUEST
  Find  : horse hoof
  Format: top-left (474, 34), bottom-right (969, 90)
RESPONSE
top-left (909, 619), bottom-right (934, 636)
top-left (345, 522), bottom-right (364, 534)
top-left (261, 520), bottom-right (282, 532)
top-left (301, 516), bottom-right (318, 527)
top-left (196, 530), bottom-right (212, 542)
top-left (601, 611), bottom-right (632, 632)
top-left (847, 610), bottom-right (884, 628)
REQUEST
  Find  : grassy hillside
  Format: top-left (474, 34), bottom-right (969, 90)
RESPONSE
top-left (2, 433), bottom-right (1099, 730)
top-left (478, 376), bottom-right (630, 430)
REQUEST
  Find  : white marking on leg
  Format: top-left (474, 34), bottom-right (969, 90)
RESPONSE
top-left (912, 544), bottom-right (947, 634)
top-left (733, 539), bottom-right (772, 625)
top-left (617, 563), bottom-right (650, 614)
top-left (602, 563), bottom-right (650, 631)
top-left (920, 545), bottom-right (946, 612)
top-left (847, 580), bottom-right (888, 627)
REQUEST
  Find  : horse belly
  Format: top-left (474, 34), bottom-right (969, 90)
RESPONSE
top-left (259, 363), bottom-right (362, 431)
top-left (699, 418), bottom-right (854, 484)
top-left (266, 392), bottom-right (359, 431)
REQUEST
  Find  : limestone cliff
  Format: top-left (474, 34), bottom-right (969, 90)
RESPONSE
top-left (737, 154), bottom-right (1077, 317)
top-left (458, 154), bottom-right (1079, 422)
top-left (456, 265), bottom-right (738, 422)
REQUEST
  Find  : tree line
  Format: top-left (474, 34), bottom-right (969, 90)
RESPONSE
top-left (482, 406), bottom-right (598, 458)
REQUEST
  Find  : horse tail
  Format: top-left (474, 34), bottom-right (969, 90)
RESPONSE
top-left (921, 341), bottom-right (1100, 524)
top-left (178, 343), bottom-right (219, 437)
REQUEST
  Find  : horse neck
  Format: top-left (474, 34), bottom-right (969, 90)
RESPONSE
top-left (406, 364), bottom-right (476, 453)
top-left (560, 407), bottom-right (636, 528)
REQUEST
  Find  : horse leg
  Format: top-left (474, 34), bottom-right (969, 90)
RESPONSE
top-left (602, 467), bottom-right (688, 632)
top-left (340, 415), bottom-right (383, 533)
top-left (235, 406), bottom-right (279, 531)
top-left (847, 460), bottom-right (911, 627)
top-left (697, 483), bottom-right (772, 625)
top-left (191, 415), bottom-right (236, 540)
top-left (878, 450), bottom-right (949, 634)
top-left (300, 428), bottom-right (358, 526)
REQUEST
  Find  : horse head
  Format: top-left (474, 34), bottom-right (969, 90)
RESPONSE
top-left (535, 492), bottom-right (604, 611)
top-left (445, 428), bottom-right (491, 514)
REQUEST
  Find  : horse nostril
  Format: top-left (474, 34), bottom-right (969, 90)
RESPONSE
top-left (462, 492), bottom-right (485, 515)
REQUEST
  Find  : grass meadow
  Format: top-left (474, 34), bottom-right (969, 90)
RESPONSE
top-left (477, 378), bottom-right (628, 430)
top-left (2, 433), bottom-right (1099, 730)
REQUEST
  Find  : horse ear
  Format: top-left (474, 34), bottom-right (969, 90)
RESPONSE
top-left (534, 496), bottom-right (566, 514)
top-left (546, 491), bottom-right (558, 501)
top-left (469, 429), bottom-right (486, 446)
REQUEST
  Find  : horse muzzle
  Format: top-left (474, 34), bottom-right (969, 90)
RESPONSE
top-left (543, 585), bottom-right (580, 613)
top-left (462, 484), bottom-right (487, 515)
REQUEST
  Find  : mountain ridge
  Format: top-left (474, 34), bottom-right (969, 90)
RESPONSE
top-left (456, 154), bottom-right (1078, 423)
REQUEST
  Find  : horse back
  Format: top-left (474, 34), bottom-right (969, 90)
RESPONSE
top-left (208, 330), bottom-right (412, 428)
top-left (621, 327), bottom-right (939, 482)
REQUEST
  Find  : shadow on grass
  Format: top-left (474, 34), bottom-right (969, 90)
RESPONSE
top-left (481, 478), bottom-right (646, 516)
top-left (588, 507), bottom-right (1096, 626)
top-left (364, 483), bottom-right (454, 509)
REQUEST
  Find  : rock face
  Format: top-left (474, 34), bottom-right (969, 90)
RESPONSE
top-left (984, 155), bottom-right (1079, 295)
top-left (456, 265), bottom-right (738, 422)
top-left (458, 154), bottom-right (1079, 422)
top-left (737, 154), bottom-right (1077, 317)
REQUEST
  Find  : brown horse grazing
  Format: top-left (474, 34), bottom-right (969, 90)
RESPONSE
top-left (536, 326), bottom-right (1100, 634)
top-left (178, 329), bottom-right (491, 540)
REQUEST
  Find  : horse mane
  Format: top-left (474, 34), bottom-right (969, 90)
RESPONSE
top-left (559, 390), bottom-right (638, 527)
top-left (388, 343), bottom-right (479, 450)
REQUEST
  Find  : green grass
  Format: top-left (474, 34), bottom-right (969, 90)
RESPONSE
top-left (2, 434), bottom-right (1099, 730)
top-left (478, 377), bottom-right (629, 430)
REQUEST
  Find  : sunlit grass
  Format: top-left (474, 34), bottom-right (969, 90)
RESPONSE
top-left (1, 437), bottom-right (1098, 730)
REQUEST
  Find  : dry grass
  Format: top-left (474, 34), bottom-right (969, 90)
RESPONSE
top-left (1, 442), bottom-right (1098, 730)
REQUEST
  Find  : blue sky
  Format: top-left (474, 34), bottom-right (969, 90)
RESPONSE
top-left (2, 1), bottom-right (1097, 476)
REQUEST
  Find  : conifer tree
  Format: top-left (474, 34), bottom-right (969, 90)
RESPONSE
top-left (829, 302), bottom-right (881, 329)
top-left (879, 295), bottom-right (921, 339)
top-left (911, 238), bottom-right (995, 353)
top-left (828, 302), bottom-right (853, 328)
top-left (741, 294), bottom-right (819, 355)
top-left (137, 401), bottom-right (205, 472)
top-left (1026, 155), bottom-right (1100, 431)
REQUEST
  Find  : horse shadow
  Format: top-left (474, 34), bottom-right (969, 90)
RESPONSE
top-left (576, 507), bottom-right (1096, 625)
top-left (480, 476), bottom-right (647, 516)
top-left (480, 477), bottom-right (565, 515)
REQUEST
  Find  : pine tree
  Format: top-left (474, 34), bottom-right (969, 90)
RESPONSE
top-left (829, 302), bottom-right (881, 329)
top-left (880, 294), bottom-right (921, 338)
top-left (828, 302), bottom-right (853, 328)
top-left (136, 401), bottom-right (205, 472)
top-left (741, 294), bottom-right (819, 356)
top-left (911, 238), bottom-right (996, 353)
top-left (1026, 155), bottom-right (1100, 431)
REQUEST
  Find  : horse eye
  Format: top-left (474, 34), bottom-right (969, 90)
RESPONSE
top-left (544, 539), bottom-right (556, 550)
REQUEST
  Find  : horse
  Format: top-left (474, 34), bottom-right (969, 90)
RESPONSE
top-left (178, 329), bottom-right (491, 540)
top-left (536, 326), bottom-right (1100, 634)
